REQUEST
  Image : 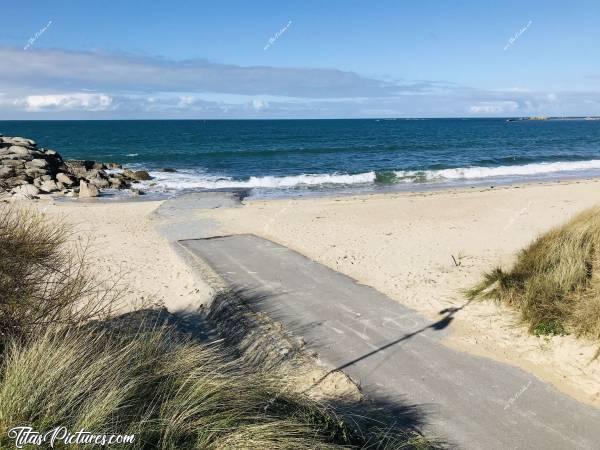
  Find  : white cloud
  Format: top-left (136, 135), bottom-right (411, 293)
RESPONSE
top-left (177, 96), bottom-right (195, 108)
top-left (19, 93), bottom-right (113, 111)
top-left (251, 99), bottom-right (268, 111)
top-left (499, 87), bottom-right (531, 93)
top-left (0, 47), bottom-right (599, 118)
top-left (0, 47), bottom-right (415, 99)
top-left (468, 101), bottom-right (519, 114)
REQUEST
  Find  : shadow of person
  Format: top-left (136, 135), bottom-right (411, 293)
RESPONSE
top-left (305, 299), bottom-right (473, 394)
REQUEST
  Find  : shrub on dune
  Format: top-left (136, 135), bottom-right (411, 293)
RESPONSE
top-left (467, 207), bottom-right (600, 339)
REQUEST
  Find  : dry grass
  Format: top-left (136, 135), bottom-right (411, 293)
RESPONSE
top-left (0, 205), bottom-right (435, 449)
top-left (467, 206), bottom-right (600, 339)
top-left (0, 325), bottom-right (350, 449)
top-left (0, 320), bottom-right (434, 449)
top-left (0, 205), bottom-right (122, 343)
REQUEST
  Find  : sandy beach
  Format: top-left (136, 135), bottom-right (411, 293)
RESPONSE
top-left (21, 178), bottom-right (600, 409)
top-left (28, 199), bottom-right (213, 313)
top-left (199, 179), bottom-right (600, 408)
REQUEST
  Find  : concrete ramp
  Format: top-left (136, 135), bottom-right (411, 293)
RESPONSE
top-left (179, 234), bottom-right (600, 450)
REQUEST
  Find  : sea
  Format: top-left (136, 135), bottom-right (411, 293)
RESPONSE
top-left (2, 118), bottom-right (600, 199)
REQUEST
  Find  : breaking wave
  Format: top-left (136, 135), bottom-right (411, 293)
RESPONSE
top-left (139, 159), bottom-right (600, 193)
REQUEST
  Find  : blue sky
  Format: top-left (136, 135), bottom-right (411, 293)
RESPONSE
top-left (1, 0), bottom-right (600, 118)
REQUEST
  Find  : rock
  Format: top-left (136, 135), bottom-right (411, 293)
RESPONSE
top-left (84, 169), bottom-right (108, 180)
top-left (25, 159), bottom-right (49, 169)
top-left (25, 168), bottom-right (48, 178)
top-left (89, 177), bottom-right (110, 189)
top-left (0, 135), bottom-right (138, 197)
top-left (39, 180), bottom-right (60, 193)
top-left (33, 176), bottom-right (52, 188)
top-left (4, 175), bottom-right (31, 187)
top-left (8, 146), bottom-right (33, 157)
top-left (161, 167), bottom-right (177, 173)
top-left (65, 160), bottom-right (96, 177)
top-left (134, 170), bottom-right (152, 180)
top-left (1, 159), bottom-right (25, 167)
top-left (124, 169), bottom-right (152, 181)
top-left (79, 180), bottom-right (99, 198)
top-left (9, 137), bottom-right (36, 146)
top-left (131, 188), bottom-right (145, 196)
top-left (0, 167), bottom-right (14, 178)
top-left (12, 184), bottom-right (40, 197)
top-left (0, 154), bottom-right (21, 160)
top-left (56, 172), bottom-right (75, 186)
top-left (108, 177), bottom-right (127, 188)
top-left (66, 160), bottom-right (95, 170)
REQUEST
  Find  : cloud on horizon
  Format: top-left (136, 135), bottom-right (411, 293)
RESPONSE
top-left (1, 47), bottom-right (600, 119)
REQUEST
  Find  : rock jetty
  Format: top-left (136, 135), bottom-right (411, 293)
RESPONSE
top-left (0, 134), bottom-right (152, 199)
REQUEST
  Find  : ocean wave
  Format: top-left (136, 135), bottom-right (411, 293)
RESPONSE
top-left (145, 170), bottom-right (376, 190)
top-left (140, 159), bottom-right (600, 192)
top-left (398, 159), bottom-right (600, 181)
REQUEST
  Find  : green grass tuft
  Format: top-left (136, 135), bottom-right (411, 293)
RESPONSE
top-left (532, 320), bottom-right (567, 337)
top-left (467, 206), bottom-right (600, 340)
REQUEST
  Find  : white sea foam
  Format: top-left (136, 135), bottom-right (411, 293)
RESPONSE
top-left (125, 153), bottom-right (139, 157)
top-left (145, 170), bottom-right (376, 190)
top-left (396, 159), bottom-right (600, 181)
top-left (137, 159), bottom-right (600, 193)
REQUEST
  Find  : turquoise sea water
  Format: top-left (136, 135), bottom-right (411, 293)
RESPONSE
top-left (2, 119), bottom-right (600, 198)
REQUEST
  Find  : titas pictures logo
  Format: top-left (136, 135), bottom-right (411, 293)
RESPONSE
top-left (8, 426), bottom-right (135, 448)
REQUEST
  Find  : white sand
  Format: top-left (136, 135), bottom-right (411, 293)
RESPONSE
top-left (200, 179), bottom-right (600, 408)
top-left (30, 198), bottom-right (212, 313)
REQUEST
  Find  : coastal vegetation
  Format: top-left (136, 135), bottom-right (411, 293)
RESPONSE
top-left (0, 205), bottom-right (433, 449)
top-left (467, 207), bottom-right (600, 340)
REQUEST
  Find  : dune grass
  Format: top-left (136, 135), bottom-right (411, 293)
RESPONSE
top-left (0, 205), bottom-right (434, 449)
top-left (0, 205), bottom-right (120, 344)
top-left (467, 206), bottom-right (600, 339)
top-left (0, 325), bottom-right (354, 449)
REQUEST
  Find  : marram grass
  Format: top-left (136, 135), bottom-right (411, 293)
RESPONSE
top-left (0, 206), bottom-right (434, 449)
top-left (467, 207), bottom-right (600, 339)
top-left (0, 326), bottom-right (350, 449)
